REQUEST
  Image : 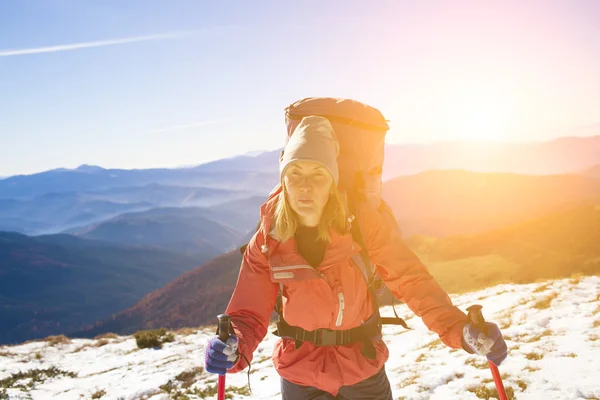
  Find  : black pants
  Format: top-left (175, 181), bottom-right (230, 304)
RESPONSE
top-left (280, 366), bottom-right (393, 400)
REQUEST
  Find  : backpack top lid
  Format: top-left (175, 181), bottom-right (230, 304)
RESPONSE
top-left (284, 97), bottom-right (390, 207)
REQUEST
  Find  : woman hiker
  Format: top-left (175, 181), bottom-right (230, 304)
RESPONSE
top-left (203, 115), bottom-right (508, 399)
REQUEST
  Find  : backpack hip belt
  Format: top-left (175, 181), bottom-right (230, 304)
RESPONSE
top-left (273, 315), bottom-right (382, 346)
top-left (272, 314), bottom-right (382, 359)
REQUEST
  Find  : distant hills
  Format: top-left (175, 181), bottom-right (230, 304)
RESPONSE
top-left (72, 199), bottom-right (600, 338)
top-left (69, 196), bottom-right (266, 257)
top-left (0, 167), bottom-right (278, 201)
top-left (383, 170), bottom-right (600, 237)
top-left (71, 249), bottom-right (243, 338)
top-left (382, 135), bottom-right (600, 179)
top-left (3, 136), bottom-right (599, 199)
top-left (3, 134), bottom-right (600, 344)
top-left (0, 185), bottom-right (262, 235)
top-left (585, 164), bottom-right (600, 179)
top-left (0, 232), bottom-right (209, 345)
top-left (1, 135), bottom-right (598, 235)
top-left (0, 193), bottom-right (153, 235)
top-left (405, 202), bottom-right (600, 294)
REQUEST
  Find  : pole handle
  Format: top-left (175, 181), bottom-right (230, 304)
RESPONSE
top-left (217, 313), bottom-right (231, 342)
top-left (466, 304), bottom-right (489, 336)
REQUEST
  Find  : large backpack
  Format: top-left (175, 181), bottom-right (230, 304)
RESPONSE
top-left (283, 97), bottom-right (408, 327)
top-left (240, 97), bottom-right (409, 358)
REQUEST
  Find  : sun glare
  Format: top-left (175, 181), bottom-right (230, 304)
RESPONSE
top-left (442, 84), bottom-right (519, 142)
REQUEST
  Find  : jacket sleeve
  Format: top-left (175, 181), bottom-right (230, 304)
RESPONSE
top-left (225, 228), bottom-right (279, 373)
top-left (358, 200), bottom-right (468, 349)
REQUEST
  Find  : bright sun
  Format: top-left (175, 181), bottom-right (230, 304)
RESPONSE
top-left (442, 85), bottom-right (518, 142)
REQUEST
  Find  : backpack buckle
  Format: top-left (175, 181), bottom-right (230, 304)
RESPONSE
top-left (316, 329), bottom-right (338, 346)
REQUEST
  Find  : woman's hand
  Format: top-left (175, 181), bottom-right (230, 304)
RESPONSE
top-left (204, 335), bottom-right (239, 375)
top-left (462, 322), bottom-right (508, 366)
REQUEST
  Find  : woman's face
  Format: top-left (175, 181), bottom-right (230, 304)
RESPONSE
top-left (283, 160), bottom-right (333, 226)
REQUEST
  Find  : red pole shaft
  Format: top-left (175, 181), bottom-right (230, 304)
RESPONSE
top-left (489, 361), bottom-right (508, 400)
top-left (218, 375), bottom-right (226, 400)
top-left (216, 314), bottom-right (231, 400)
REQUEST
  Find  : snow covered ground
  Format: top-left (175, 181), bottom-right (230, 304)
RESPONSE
top-left (1, 276), bottom-right (599, 400)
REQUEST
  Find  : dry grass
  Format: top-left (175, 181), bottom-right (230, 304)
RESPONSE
top-left (175, 366), bottom-right (204, 388)
top-left (420, 338), bottom-right (442, 350)
top-left (499, 316), bottom-right (513, 330)
top-left (515, 380), bottom-right (528, 391)
top-left (518, 297), bottom-right (533, 306)
top-left (94, 333), bottom-right (118, 340)
top-left (524, 329), bottom-right (553, 343)
top-left (415, 353), bottom-right (427, 363)
top-left (134, 328), bottom-right (174, 349)
top-left (468, 384), bottom-right (516, 399)
top-left (397, 373), bottom-right (419, 389)
top-left (256, 355), bottom-right (271, 364)
top-left (524, 352), bottom-right (544, 360)
top-left (533, 284), bottom-right (550, 293)
top-left (73, 343), bottom-right (93, 353)
top-left (174, 327), bottom-right (198, 336)
top-left (593, 319), bottom-right (600, 328)
top-left (466, 358), bottom-right (489, 370)
top-left (532, 292), bottom-right (559, 310)
top-left (44, 335), bottom-right (71, 346)
top-left (91, 388), bottom-right (107, 399)
top-left (524, 365), bottom-right (540, 372)
top-left (95, 339), bottom-right (109, 347)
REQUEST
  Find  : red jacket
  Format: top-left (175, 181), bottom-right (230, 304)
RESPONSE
top-left (225, 188), bottom-right (468, 396)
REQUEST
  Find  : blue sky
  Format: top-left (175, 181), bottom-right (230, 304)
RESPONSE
top-left (1, 1), bottom-right (599, 176)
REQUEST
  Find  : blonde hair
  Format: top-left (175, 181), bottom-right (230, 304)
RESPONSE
top-left (273, 184), bottom-right (348, 242)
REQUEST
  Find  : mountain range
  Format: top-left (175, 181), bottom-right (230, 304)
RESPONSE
top-left (70, 197), bottom-right (600, 338)
top-left (382, 134), bottom-right (600, 179)
top-left (0, 232), bottom-right (210, 345)
top-left (1, 135), bottom-right (600, 345)
top-left (384, 170), bottom-right (600, 237)
top-left (69, 195), bottom-right (266, 257)
top-left (3, 135), bottom-right (599, 199)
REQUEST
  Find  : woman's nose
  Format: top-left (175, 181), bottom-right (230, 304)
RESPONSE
top-left (299, 176), bottom-right (312, 191)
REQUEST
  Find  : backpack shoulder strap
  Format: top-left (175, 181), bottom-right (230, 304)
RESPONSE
top-left (347, 196), bottom-right (410, 329)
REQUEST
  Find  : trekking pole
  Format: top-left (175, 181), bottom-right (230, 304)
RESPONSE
top-left (216, 313), bottom-right (231, 400)
top-left (466, 305), bottom-right (508, 400)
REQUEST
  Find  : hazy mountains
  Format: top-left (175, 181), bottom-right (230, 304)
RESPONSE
top-left (382, 134), bottom-right (600, 179)
top-left (0, 232), bottom-right (210, 345)
top-left (69, 196), bottom-right (266, 257)
top-left (0, 153), bottom-right (281, 200)
top-left (72, 193), bottom-right (600, 338)
top-left (2, 135), bottom-right (600, 345)
top-left (3, 135), bottom-right (599, 200)
top-left (384, 170), bottom-right (600, 237)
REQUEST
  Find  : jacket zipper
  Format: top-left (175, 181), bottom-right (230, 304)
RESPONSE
top-left (335, 292), bottom-right (345, 327)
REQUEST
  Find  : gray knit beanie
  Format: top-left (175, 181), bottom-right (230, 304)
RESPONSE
top-left (280, 116), bottom-right (340, 184)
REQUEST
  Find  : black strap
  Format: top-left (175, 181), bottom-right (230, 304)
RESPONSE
top-left (347, 196), bottom-right (382, 319)
top-left (347, 195), bottom-right (410, 330)
top-left (273, 318), bottom-right (381, 347)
